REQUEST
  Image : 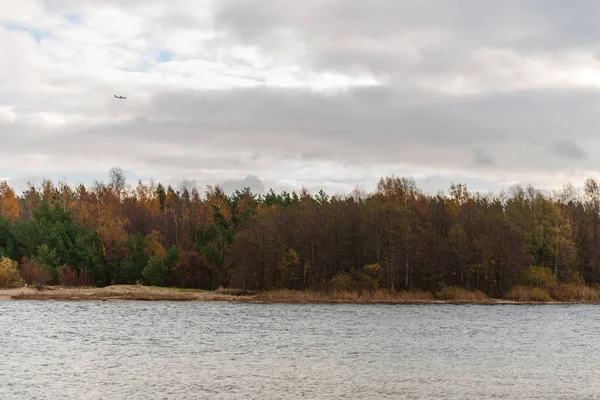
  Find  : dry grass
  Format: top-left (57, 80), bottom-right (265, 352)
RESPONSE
top-left (504, 283), bottom-right (600, 303)
top-left (6, 283), bottom-right (600, 304)
top-left (9, 285), bottom-right (219, 302)
top-left (12, 286), bottom-right (196, 301)
top-left (505, 286), bottom-right (553, 302)
top-left (215, 288), bottom-right (256, 296)
top-left (549, 284), bottom-right (600, 302)
top-left (436, 286), bottom-right (489, 302)
top-left (253, 289), bottom-right (436, 304)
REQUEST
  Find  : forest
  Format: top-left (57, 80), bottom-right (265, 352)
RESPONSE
top-left (1, 167), bottom-right (600, 300)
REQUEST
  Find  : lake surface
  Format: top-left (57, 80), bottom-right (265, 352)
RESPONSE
top-left (1, 302), bottom-right (599, 399)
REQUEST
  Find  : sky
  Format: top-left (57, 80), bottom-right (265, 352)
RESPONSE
top-left (3, 0), bottom-right (600, 196)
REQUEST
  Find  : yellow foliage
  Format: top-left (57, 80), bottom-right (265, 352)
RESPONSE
top-left (361, 263), bottom-right (383, 291)
top-left (96, 217), bottom-right (129, 247)
top-left (0, 257), bottom-right (24, 288)
top-left (145, 230), bottom-right (166, 258)
top-left (522, 266), bottom-right (557, 288)
top-left (0, 181), bottom-right (20, 222)
top-left (205, 185), bottom-right (232, 223)
top-left (278, 249), bottom-right (299, 271)
top-left (331, 272), bottom-right (352, 291)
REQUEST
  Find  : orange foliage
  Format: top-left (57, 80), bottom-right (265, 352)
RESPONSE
top-left (145, 230), bottom-right (166, 258)
top-left (96, 217), bottom-right (130, 254)
top-left (0, 181), bottom-right (20, 222)
top-left (205, 185), bottom-right (232, 223)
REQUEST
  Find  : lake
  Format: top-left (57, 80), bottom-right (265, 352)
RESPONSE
top-left (1, 302), bottom-right (599, 399)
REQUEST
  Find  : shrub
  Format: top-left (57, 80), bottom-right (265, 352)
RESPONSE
top-left (358, 263), bottom-right (383, 291)
top-left (331, 272), bottom-right (352, 291)
top-left (170, 250), bottom-right (214, 289)
top-left (506, 286), bottom-right (552, 302)
top-left (550, 284), bottom-right (600, 302)
top-left (565, 269), bottom-right (585, 285)
top-left (142, 256), bottom-right (168, 287)
top-left (522, 266), bottom-right (557, 288)
top-left (0, 257), bottom-right (24, 288)
top-left (20, 257), bottom-right (52, 286)
top-left (57, 265), bottom-right (93, 287)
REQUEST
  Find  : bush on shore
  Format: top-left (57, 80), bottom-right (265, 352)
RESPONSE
top-left (0, 257), bottom-right (24, 288)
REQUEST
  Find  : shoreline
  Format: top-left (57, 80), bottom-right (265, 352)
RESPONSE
top-left (0, 285), bottom-right (594, 305)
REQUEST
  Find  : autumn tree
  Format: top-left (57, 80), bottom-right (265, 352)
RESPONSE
top-left (0, 181), bottom-right (20, 223)
top-left (0, 257), bottom-right (24, 288)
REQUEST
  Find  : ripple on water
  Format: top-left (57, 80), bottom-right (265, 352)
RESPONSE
top-left (0, 302), bottom-right (599, 399)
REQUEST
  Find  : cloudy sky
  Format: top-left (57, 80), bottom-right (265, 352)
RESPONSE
top-left (3, 0), bottom-right (600, 195)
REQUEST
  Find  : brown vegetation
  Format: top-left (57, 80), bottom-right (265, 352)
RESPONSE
top-left (19, 258), bottom-right (52, 286)
top-left (5, 285), bottom-right (237, 302)
top-left (57, 266), bottom-right (93, 287)
top-left (505, 286), bottom-right (553, 302)
top-left (255, 289), bottom-right (436, 304)
top-left (549, 284), bottom-right (600, 302)
top-left (435, 286), bottom-right (489, 301)
top-left (5, 172), bottom-right (600, 302)
top-left (2, 283), bottom-right (600, 303)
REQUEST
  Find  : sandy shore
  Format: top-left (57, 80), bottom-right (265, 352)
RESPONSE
top-left (0, 285), bottom-right (249, 302)
top-left (0, 285), bottom-right (584, 304)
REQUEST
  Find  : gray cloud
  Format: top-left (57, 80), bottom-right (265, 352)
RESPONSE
top-left (473, 149), bottom-right (494, 167)
top-left (213, 0), bottom-right (600, 77)
top-left (218, 175), bottom-right (266, 195)
top-left (552, 139), bottom-right (588, 160)
top-left (3, 84), bottom-right (600, 183)
top-left (4, 0), bottom-right (600, 194)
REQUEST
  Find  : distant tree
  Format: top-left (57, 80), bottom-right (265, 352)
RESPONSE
top-left (119, 233), bottom-right (149, 284)
top-left (109, 167), bottom-right (126, 200)
top-left (0, 181), bottom-right (20, 223)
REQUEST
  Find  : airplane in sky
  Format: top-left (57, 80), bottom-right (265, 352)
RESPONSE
top-left (114, 94), bottom-right (126, 99)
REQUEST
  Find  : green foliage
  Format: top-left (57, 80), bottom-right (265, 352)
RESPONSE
top-left (196, 208), bottom-right (233, 275)
top-left (119, 233), bottom-right (148, 284)
top-left (17, 201), bottom-right (102, 282)
top-left (142, 256), bottom-right (168, 287)
top-left (4, 171), bottom-right (600, 297)
top-left (164, 246), bottom-right (180, 270)
top-left (142, 245), bottom-right (180, 287)
top-left (33, 244), bottom-right (60, 282)
top-left (35, 244), bottom-right (60, 269)
top-left (156, 183), bottom-right (166, 211)
top-left (0, 217), bottom-right (18, 260)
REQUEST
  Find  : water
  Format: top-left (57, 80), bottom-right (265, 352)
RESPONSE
top-left (1, 302), bottom-right (599, 399)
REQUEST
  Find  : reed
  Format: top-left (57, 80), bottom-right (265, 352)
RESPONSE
top-left (253, 288), bottom-right (436, 304)
top-left (505, 286), bottom-right (552, 302)
top-left (549, 284), bottom-right (600, 302)
top-left (435, 287), bottom-right (489, 301)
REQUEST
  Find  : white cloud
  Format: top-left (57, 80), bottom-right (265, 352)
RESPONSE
top-left (2, 0), bottom-right (600, 195)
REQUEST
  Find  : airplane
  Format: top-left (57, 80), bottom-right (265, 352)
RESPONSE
top-left (114, 94), bottom-right (127, 99)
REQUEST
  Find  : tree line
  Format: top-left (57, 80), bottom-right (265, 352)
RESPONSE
top-left (1, 168), bottom-right (599, 297)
